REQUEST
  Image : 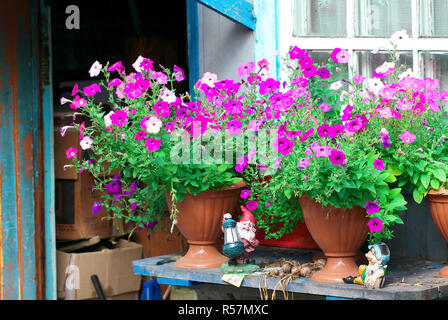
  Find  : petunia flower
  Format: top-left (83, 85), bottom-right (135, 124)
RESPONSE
top-left (89, 61), bottom-right (102, 77)
top-left (317, 67), bottom-right (330, 79)
top-left (240, 189), bottom-right (251, 199)
top-left (141, 116), bottom-right (162, 134)
top-left (318, 103), bottom-right (332, 112)
top-left (134, 130), bottom-right (147, 141)
top-left (226, 120), bottom-right (242, 136)
top-left (145, 138), bottom-right (162, 151)
top-left (329, 149), bottom-right (346, 165)
top-left (173, 65), bottom-right (186, 82)
top-left (83, 83), bottom-right (101, 97)
top-left (246, 200), bottom-right (258, 211)
top-left (365, 201), bottom-right (380, 214)
top-left (373, 159), bottom-right (386, 171)
top-left (237, 61), bottom-right (255, 78)
top-left (298, 158), bottom-right (310, 169)
top-left (92, 202), bottom-right (102, 215)
top-left (65, 147), bottom-right (78, 159)
top-left (399, 131), bottom-right (416, 144)
top-left (367, 217), bottom-right (383, 233)
top-left (110, 110), bottom-right (128, 127)
top-left (80, 136), bottom-right (93, 150)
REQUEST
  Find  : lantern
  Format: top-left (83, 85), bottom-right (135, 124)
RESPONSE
top-left (222, 218), bottom-right (244, 265)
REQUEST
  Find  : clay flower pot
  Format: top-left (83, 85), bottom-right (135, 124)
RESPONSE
top-left (427, 188), bottom-right (448, 278)
top-left (299, 194), bottom-right (369, 283)
top-left (166, 180), bottom-right (245, 269)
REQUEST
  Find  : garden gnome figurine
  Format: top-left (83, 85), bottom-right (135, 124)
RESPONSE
top-left (343, 242), bottom-right (390, 289)
top-left (237, 205), bottom-right (260, 265)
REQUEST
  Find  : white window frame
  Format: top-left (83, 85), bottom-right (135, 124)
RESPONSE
top-left (278, 0), bottom-right (448, 82)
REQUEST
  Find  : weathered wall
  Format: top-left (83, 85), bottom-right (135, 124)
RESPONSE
top-left (0, 0), bottom-right (43, 299)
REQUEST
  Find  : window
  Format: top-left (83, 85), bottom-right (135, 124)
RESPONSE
top-left (279, 0), bottom-right (448, 90)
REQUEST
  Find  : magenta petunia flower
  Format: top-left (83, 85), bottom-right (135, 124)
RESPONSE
top-left (317, 67), bottom-right (330, 79)
top-left (145, 138), bottom-right (161, 151)
top-left (92, 202), bottom-right (102, 215)
top-left (246, 200), bottom-right (258, 211)
top-left (300, 127), bottom-right (315, 142)
top-left (130, 202), bottom-right (138, 211)
top-left (235, 155), bottom-right (248, 173)
top-left (274, 137), bottom-right (295, 156)
top-left (151, 72), bottom-right (168, 85)
top-left (66, 147), bottom-right (78, 159)
top-left (353, 75), bottom-right (366, 84)
top-left (329, 149), bottom-right (346, 165)
top-left (70, 95), bottom-right (87, 109)
top-left (303, 65), bottom-right (317, 78)
top-left (259, 78), bottom-right (280, 95)
top-left (313, 145), bottom-right (332, 158)
top-left (240, 189), bottom-right (251, 199)
top-left (367, 217), bottom-right (383, 233)
top-left (330, 48), bottom-right (342, 63)
top-left (173, 65), bottom-right (186, 82)
top-left (365, 201), bottom-right (380, 214)
top-left (328, 124), bottom-right (344, 138)
top-left (135, 130), bottom-right (147, 141)
top-left (71, 83), bottom-right (79, 96)
top-left (153, 100), bottom-right (171, 118)
top-left (110, 110), bottom-right (128, 127)
top-left (317, 123), bottom-right (331, 137)
top-left (289, 46), bottom-right (307, 59)
top-left (107, 61), bottom-right (125, 74)
top-left (399, 131), bottom-right (416, 144)
top-left (108, 78), bottom-right (122, 88)
top-left (373, 159), bottom-right (386, 171)
top-left (226, 120), bottom-right (242, 136)
top-left (83, 83), bottom-right (101, 97)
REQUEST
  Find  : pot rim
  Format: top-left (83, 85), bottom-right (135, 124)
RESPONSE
top-left (428, 186), bottom-right (448, 196)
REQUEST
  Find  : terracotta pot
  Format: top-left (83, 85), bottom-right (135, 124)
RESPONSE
top-left (166, 180), bottom-right (245, 269)
top-left (299, 194), bottom-right (369, 283)
top-left (427, 188), bottom-right (448, 278)
top-left (258, 221), bottom-right (320, 250)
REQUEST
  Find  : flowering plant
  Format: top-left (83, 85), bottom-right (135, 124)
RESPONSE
top-left (250, 33), bottom-right (448, 244)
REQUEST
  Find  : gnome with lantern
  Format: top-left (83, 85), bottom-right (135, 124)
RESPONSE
top-left (220, 206), bottom-right (260, 273)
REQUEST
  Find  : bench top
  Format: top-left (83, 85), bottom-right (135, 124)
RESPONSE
top-left (132, 246), bottom-right (448, 300)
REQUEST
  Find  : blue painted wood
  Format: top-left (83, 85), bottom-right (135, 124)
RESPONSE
top-left (326, 296), bottom-right (359, 300)
top-left (156, 277), bottom-right (200, 286)
top-left (254, 0), bottom-right (280, 80)
top-left (196, 0), bottom-right (256, 30)
top-left (186, 0), bottom-right (200, 97)
top-left (40, 0), bottom-right (57, 300)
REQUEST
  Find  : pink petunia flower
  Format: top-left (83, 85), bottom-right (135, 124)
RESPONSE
top-left (173, 65), bottom-right (186, 82)
top-left (110, 110), bottom-right (128, 127)
top-left (298, 158), bottom-right (310, 169)
top-left (226, 120), bottom-right (242, 136)
top-left (135, 130), bottom-right (147, 141)
top-left (237, 62), bottom-right (255, 78)
top-left (399, 131), bottom-right (416, 144)
top-left (66, 147), bottom-right (78, 159)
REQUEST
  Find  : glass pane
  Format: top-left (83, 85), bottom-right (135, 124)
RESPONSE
top-left (420, 0), bottom-right (448, 37)
top-left (293, 0), bottom-right (347, 37)
top-left (355, 51), bottom-right (413, 79)
top-left (310, 51), bottom-right (349, 76)
top-left (421, 52), bottom-right (448, 91)
top-left (355, 0), bottom-right (412, 37)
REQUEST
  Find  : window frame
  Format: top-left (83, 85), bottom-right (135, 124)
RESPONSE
top-left (279, 0), bottom-right (448, 81)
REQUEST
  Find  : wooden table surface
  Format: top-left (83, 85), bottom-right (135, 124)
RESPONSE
top-left (132, 246), bottom-right (448, 300)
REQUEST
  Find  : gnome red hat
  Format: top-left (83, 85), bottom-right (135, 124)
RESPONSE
top-left (240, 205), bottom-right (255, 224)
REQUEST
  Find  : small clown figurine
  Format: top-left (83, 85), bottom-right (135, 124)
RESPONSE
top-left (343, 242), bottom-right (390, 289)
top-left (237, 206), bottom-right (260, 264)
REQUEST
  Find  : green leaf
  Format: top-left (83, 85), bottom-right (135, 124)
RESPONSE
top-left (432, 169), bottom-right (446, 182)
top-left (430, 179), bottom-right (440, 191)
top-left (420, 173), bottom-right (430, 189)
top-left (413, 189), bottom-right (424, 204)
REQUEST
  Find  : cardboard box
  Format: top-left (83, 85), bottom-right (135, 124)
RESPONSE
top-left (57, 239), bottom-right (143, 300)
top-left (54, 114), bottom-right (129, 240)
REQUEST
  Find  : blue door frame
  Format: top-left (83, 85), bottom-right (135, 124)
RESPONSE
top-left (186, 0), bottom-right (280, 94)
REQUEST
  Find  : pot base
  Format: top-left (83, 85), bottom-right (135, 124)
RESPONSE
top-left (175, 244), bottom-right (228, 269)
top-left (439, 266), bottom-right (448, 278)
top-left (311, 256), bottom-right (359, 283)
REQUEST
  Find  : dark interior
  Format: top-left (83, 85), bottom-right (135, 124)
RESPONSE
top-left (50, 0), bottom-right (189, 108)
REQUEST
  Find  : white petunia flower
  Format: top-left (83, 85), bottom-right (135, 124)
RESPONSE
top-left (390, 29), bottom-right (410, 44)
top-left (144, 116), bottom-right (163, 134)
top-left (89, 61), bottom-right (102, 77)
top-left (80, 136), bottom-right (93, 150)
